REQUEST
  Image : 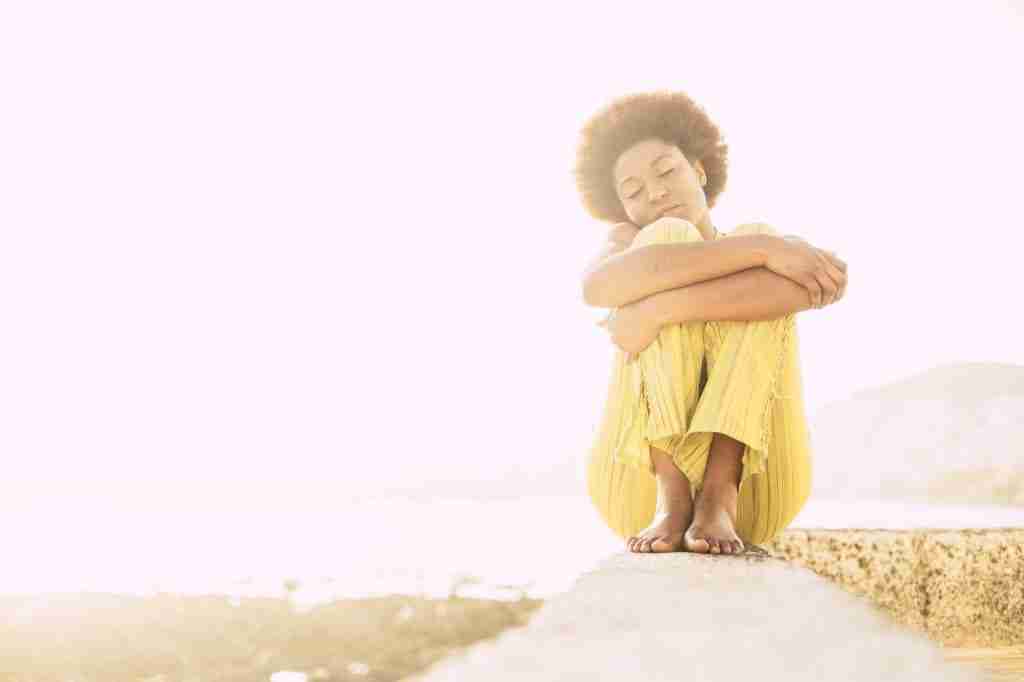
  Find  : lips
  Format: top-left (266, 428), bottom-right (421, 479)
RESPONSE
top-left (656, 205), bottom-right (683, 218)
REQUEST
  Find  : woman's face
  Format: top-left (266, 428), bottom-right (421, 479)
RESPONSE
top-left (612, 138), bottom-right (708, 228)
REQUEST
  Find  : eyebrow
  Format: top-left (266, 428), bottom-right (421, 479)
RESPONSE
top-left (618, 154), bottom-right (674, 188)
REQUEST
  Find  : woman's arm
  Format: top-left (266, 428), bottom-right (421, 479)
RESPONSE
top-left (636, 265), bottom-right (815, 325)
top-left (581, 223), bottom-right (640, 283)
top-left (582, 231), bottom-right (774, 309)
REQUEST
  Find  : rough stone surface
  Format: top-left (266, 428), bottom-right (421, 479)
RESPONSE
top-left (412, 549), bottom-right (987, 682)
top-left (767, 529), bottom-right (925, 630)
top-left (765, 528), bottom-right (1024, 646)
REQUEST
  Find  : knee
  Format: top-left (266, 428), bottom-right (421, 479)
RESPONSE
top-left (727, 222), bottom-right (765, 237)
top-left (631, 216), bottom-right (704, 249)
top-left (709, 302), bottom-right (797, 335)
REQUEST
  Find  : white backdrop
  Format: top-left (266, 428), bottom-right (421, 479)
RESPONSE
top-left (1, 0), bottom-right (1021, 508)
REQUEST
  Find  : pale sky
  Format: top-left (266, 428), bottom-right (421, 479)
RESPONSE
top-left (1, 0), bottom-right (1022, 512)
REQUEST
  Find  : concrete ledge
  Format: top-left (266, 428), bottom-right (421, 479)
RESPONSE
top-left (765, 528), bottom-right (1024, 647)
top-left (412, 548), bottom-right (989, 681)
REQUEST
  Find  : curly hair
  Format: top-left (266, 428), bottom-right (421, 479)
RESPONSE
top-left (572, 90), bottom-right (730, 225)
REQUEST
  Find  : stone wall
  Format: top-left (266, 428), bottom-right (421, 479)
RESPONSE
top-left (765, 529), bottom-right (1024, 646)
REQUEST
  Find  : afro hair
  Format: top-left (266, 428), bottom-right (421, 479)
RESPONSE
top-left (572, 90), bottom-right (730, 226)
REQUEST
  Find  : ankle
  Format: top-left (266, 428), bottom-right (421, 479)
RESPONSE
top-left (698, 479), bottom-right (739, 500)
top-left (656, 466), bottom-right (691, 495)
top-left (655, 482), bottom-right (693, 516)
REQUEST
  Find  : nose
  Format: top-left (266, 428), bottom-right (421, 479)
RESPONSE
top-left (647, 181), bottom-right (668, 202)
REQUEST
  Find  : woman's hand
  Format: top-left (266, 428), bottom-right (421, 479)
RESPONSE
top-left (764, 235), bottom-right (848, 308)
top-left (596, 299), bottom-right (661, 363)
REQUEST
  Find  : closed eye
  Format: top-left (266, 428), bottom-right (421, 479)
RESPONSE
top-left (626, 169), bottom-right (674, 198)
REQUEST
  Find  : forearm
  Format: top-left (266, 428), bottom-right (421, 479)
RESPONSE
top-left (583, 229), bottom-right (773, 308)
top-left (640, 266), bottom-right (813, 325)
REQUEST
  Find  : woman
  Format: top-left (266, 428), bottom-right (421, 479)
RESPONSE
top-left (574, 91), bottom-right (847, 555)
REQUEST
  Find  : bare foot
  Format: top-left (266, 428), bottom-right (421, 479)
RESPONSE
top-left (683, 483), bottom-right (744, 555)
top-left (626, 508), bottom-right (690, 553)
top-left (627, 452), bottom-right (693, 554)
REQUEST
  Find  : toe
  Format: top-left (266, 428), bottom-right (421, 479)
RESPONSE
top-left (641, 538), bottom-right (653, 553)
top-left (709, 539), bottom-right (721, 554)
top-left (651, 536), bottom-right (672, 552)
top-left (684, 531), bottom-right (710, 554)
top-left (734, 540), bottom-right (745, 554)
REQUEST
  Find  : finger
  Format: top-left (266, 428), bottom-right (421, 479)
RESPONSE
top-left (815, 270), bottom-right (839, 307)
top-left (814, 254), bottom-right (842, 306)
top-left (818, 248), bottom-right (846, 272)
top-left (803, 275), bottom-right (823, 308)
top-left (823, 259), bottom-right (846, 304)
top-left (819, 252), bottom-right (845, 278)
top-left (817, 252), bottom-right (848, 303)
top-left (818, 250), bottom-right (845, 280)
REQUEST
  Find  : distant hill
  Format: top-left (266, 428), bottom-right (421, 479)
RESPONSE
top-left (809, 362), bottom-right (1024, 505)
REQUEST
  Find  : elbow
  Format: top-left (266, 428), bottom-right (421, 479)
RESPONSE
top-left (582, 273), bottom-right (612, 308)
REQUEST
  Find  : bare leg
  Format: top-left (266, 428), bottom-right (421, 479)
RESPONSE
top-left (684, 432), bottom-right (746, 555)
top-left (625, 446), bottom-right (693, 553)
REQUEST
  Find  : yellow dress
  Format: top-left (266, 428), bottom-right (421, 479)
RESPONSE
top-left (585, 217), bottom-right (813, 546)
